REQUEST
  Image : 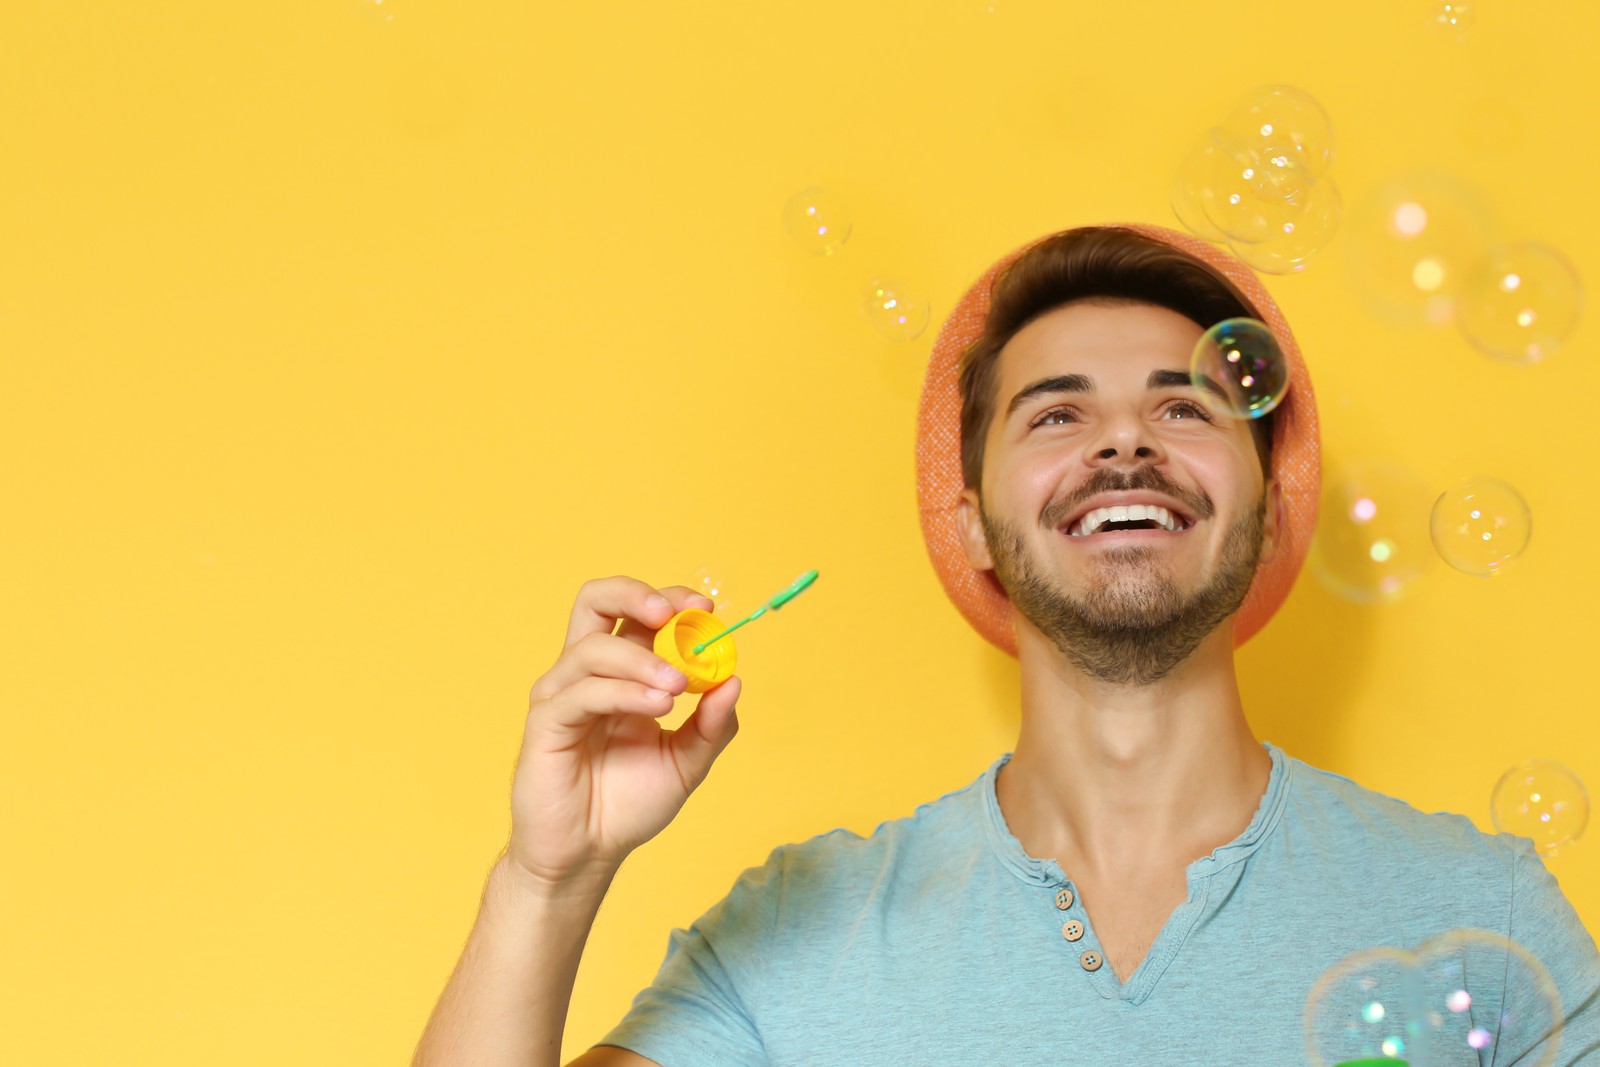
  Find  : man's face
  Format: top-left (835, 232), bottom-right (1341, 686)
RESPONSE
top-left (956, 300), bottom-right (1281, 686)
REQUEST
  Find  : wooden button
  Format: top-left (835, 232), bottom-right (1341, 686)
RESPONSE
top-left (1054, 888), bottom-right (1075, 910)
top-left (1079, 949), bottom-right (1103, 972)
top-left (1061, 920), bottom-right (1084, 942)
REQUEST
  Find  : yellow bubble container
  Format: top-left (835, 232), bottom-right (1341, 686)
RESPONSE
top-left (653, 608), bottom-right (738, 694)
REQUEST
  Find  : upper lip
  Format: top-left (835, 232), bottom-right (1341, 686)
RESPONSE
top-left (1058, 492), bottom-right (1199, 533)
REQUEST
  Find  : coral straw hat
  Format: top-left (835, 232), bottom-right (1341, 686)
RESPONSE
top-left (914, 222), bottom-right (1321, 658)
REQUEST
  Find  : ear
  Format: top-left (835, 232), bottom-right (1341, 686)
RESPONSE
top-left (1257, 474), bottom-right (1284, 566)
top-left (956, 486), bottom-right (996, 571)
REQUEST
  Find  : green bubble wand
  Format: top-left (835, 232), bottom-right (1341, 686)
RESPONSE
top-left (692, 568), bottom-right (820, 655)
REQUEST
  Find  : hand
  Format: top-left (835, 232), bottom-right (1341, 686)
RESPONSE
top-left (506, 577), bottom-right (743, 891)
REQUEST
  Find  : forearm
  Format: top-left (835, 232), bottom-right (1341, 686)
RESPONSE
top-left (412, 855), bottom-right (617, 1067)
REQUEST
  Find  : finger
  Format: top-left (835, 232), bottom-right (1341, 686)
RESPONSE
top-left (534, 675), bottom-right (678, 734)
top-left (613, 584), bottom-right (717, 649)
top-left (563, 576), bottom-right (682, 652)
top-left (532, 630), bottom-right (690, 705)
top-left (668, 675), bottom-right (742, 788)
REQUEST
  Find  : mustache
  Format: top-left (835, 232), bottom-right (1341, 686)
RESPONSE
top-left (1042, 469), bottom-right (1212, 529)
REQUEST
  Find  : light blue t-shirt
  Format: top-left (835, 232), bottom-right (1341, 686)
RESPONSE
top-left (598, 744), bottom-right (1600, 1065)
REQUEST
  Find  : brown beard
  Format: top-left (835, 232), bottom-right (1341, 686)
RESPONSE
top-left (979, 491), bottom-right (1266, 686)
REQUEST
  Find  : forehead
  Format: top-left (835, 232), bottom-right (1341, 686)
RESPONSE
top-left (996, 301), bottom-right (1207, 390)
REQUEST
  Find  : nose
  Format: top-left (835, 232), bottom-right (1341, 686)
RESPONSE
top-left (1085, 410), bottom-right (1167, 469)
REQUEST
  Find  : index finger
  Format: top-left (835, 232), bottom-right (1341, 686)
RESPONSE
top-left (614, 584), bottom-right (717, 649)
top-left (562, 576), bottom-right (712, 651)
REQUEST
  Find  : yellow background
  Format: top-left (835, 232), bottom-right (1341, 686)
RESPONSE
top-left (0, 1), bottom-right (1596, 1063)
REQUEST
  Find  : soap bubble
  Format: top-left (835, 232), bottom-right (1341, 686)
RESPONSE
top-left (1216, 85), bottom-right (1335, 201)
top-left (864, 279), bottom-right (930, 341)
top-left (1190, 318), bottom-right (1288, 419)
top-left (783, 187), bottom-right (852, 255)
top-left (1344, 172), bottom-right (1494, 327)
top-left (1309, 931), bottom-right (1565, 1067)
top-left (1418, 929), bottom-right (1565, 1067)
top-left (1430, 477), bottom-right (1531, 576)
top-left (356, 0), bottom-right (397, 23)
top-left (1203, 133), bottom-right (1314, 244)
top-left (1430, 1), bottom-right (1474, 36)
top-left (690, 566), bottom-right (735, 618)
top-left (1230, 177), bottom-right (1342, 275)
top-left (1456, 243), bottom-right (1584, 364)
top-left (1492, 760), bottom-right (1590, 856)
top-left (1170, 137), bottom-right (1229, 243)
top-left (1304, 946), bottom-right (1428, 1067)
top-left (1175, 84), bottom-right (1337, 265)
top-left (1310, 460), bottom-right (1437, 603)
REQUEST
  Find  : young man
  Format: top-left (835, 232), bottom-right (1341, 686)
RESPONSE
top-left (412, 225), bottom-right (1600, 1067)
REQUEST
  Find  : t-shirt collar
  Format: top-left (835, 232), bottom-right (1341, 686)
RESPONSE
top-left (978, 742), bottom-right (1292, 888)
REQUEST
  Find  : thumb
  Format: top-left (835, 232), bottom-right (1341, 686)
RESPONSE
top-left (669, 675), bottom-right (742, 783)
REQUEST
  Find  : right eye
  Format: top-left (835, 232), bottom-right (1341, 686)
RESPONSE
top-left (1031, 407), bottom-right (1077, 428)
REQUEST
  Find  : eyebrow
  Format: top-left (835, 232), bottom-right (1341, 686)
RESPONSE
top-left (1004, 368), bottom-right (1230, 421)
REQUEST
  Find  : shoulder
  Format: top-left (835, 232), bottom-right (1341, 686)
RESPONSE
top-left (1281, 751), bottom-right (1523, 868)
top-left (733, 763), bottom-right (994, 914)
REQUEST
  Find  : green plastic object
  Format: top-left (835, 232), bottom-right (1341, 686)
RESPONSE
top-left (1334, 1061), bottom-right (1409, 1067)
top-left (692, 568), bottom-right (820, 655)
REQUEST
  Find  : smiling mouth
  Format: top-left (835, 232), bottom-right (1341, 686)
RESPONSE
top-left (1059, 504), bottom-right (1198, 541)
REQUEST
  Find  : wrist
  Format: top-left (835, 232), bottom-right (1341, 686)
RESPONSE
top-left (490, 853), bottom-right (620, 907)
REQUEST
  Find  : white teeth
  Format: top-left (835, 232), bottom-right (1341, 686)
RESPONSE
top-left (1068, 503), bottom-right (1186, 536)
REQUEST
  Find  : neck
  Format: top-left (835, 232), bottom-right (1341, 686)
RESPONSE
top-left (997, 620), bottom-right (1272, 878)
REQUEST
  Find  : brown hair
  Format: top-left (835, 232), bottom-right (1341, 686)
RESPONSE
top-left (957, 226), bottom-right (1275, 491)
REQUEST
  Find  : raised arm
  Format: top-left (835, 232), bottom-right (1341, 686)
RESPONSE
top-left (411, 577), bottom-right (743, 1067)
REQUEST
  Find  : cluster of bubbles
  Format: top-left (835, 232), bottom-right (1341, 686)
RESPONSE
top-left (1305, 928), bottom-right (1565, 1067)
top-left (1491, 759), bottom-right (1590, 856)
top-left (1308, 462), bottom-right (1587, 861)
top-left (1171, 85), bottom-right (1341, 274)
top-left (781, 187), bottom-right (932, 343)
top-left (1310, 465), bottom-right (1534, 604)
top-left (1343, 172), bottom-right (1584, 364)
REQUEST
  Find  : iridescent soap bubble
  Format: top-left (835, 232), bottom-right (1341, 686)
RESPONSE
top-left (1492, 760), bottom-right (1590, 856)
top-left (1344, 172), bottom-right (1494, 327)
top-left (1304, 946), bottom-right (1428, 1067)
top-left (1216, 85), bottom-right (1335, 202)
top-left (864, 279), bottom-right (930, 341)
top-left (1190, 318), bottom-right (1288, 419)
top-left (1312, 931), bottom-right (1567, 1067)
top-left (1310, 460), bottom-right (1437, 604)
top-left (1430, 1), bottom-right (1475, 36)
top-left (1170, 136), bottom-right (1228, 243)
top-left (1456, 243), bottom-right (1584, 364)
top-left (783, 187), bottom-right (852, 255)
top-left (1430, 477), bottom-right (1532, 576)
top-left (1418, 929), bottom-right (1565, 1067)
top-left (1230, 177), bottom-right (1342, 275)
